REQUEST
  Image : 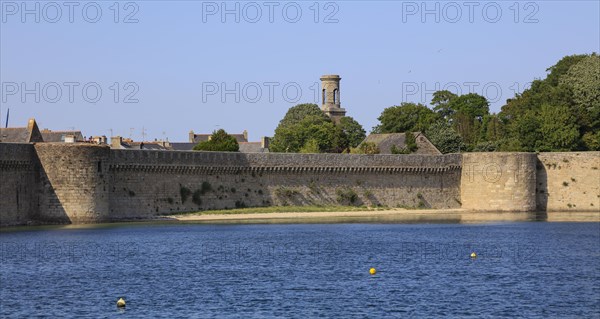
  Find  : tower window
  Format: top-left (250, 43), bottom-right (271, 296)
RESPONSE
top-left (322, 89), bottom-right (326, 104)
top-left (333, 89), bottom-right (338, 104)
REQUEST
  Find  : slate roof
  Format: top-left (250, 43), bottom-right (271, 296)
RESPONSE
top-left (120, 142), bottom-right (170, 150)
top-left (41, 130), bottom-right (84, 142)
top-left (361, 132), bottom-right (441, 155)
top-left (0, 128), bottom-right (31, 143)
top-left (170, 143), bottom-right (197, 151)
top-left (238, 142), bottom-right (269, 153)
top-left (0, 119), bottom-right (44, 143)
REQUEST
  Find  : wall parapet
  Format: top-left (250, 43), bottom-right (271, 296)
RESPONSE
top-left (110, 149), bottom-right (462, 168)
top-left (109, 164), bottom-right (461, 174)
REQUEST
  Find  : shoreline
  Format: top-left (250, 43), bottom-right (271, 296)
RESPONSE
top-left (170, 208), bottom-right (600, 224)
top-left (2, 209), bottom-right (599, 229)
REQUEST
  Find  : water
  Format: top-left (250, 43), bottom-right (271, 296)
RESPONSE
top-left (1, 222), bottom-right (599, 318)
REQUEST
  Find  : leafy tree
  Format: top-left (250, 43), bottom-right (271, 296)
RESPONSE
top-left (472, 141), bottom-right (498, 152)
top-left (545, 54), bottom-right (588, 86)
top-left (581, 131), bottom-right (600, 151)
top-left (559, 54), bottom-right (600, 150)
top-left (503, 110), bottom-right (542, 151)
top-left (193, 129), bottom-right (239, 152)
top-left (299, 139), bottom-right (321, 153)
top-left (453, 111), bottom-right (479, 148)
top-left (448, 93), bottom-right (489, 121)
top-left (373, 102), bottom-right (439, 133)
top-left (270, 104), bottom-right (347, 153)
top-left (277, 103), bottom-right (329, 127)
top-left (538, 103), bottom-right (580, 151)
top-left (426, 121), bottom-right (464, 154)
top-left (501, 80), bottom-right (573, 120)
top-left (480, 114), bottom-right (505, 143)
top-left (350, 142), bottom-right (380, 154)
top-left (338, 116), bottom-right (366, 148)
top-left (390, 132), bottom-right (418, 154)
top-left (404, 132), bottom-right (418, 152)
top-left (499, 53), bottom-right (598, 151)
top-left (431, 90), bottom-right (458, 119)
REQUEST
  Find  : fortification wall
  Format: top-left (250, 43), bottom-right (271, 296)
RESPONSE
top-left (108, 150), bottom-right (462, 219)
top-left (536, 152), bottom-right (600, 212)
top-left (34, 143), bottom-right (111, 223)
top-left (461, 153), bottom-right (537, 212)
top-left (2, 143), bottom-right (597, 226)
top-left (0, 143), bottom-right (39, 226)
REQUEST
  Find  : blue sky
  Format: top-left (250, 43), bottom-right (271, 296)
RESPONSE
top-left (1, 1), bottom-right (599, 142)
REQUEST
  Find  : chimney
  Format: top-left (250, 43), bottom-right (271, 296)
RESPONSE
top-left (64, 135), bottom-right (76, 143)
top-left (111, 136), bottom-right (123, 149)
top-left (261, 136), bottom-right (270, 149)
top-left (189, 130), bottom-right (195, 143)
top-left (27, 118), bottom-right (36, 131)
top-left (243, 130), bottom-right (248, 141)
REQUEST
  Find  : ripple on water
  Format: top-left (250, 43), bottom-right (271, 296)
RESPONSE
top-left (0, 222), bottom-right (599, 318)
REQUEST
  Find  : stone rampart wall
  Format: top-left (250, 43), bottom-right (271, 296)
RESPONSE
top-left (0, 143), bottom-right (38, 226)
top-left (108, 150), bottom-right (462, 219)
top-left (461, 153), bottom-right (537, 211)
top-left (536, 152), bottom-right (600, 212)
top-left (1, 143), bottom-right (597, 226)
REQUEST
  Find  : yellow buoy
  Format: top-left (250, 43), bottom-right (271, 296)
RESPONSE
top-left (470, 252), bottom-right (477, 258)
top-left (369, 267), bottom-right (377, 275)
top-left (117, 298), bottom-right (126, 308)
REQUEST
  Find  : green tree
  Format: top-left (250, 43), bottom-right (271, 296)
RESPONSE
top-left (503, 111), bottom-right (542, 151)
top-left (431, 90), bottom-right (458, 119)
top-left (559, 54), bottom-right (600, 150)
top-left (270, 104), bottom-right (347, 153)
top-left (448, 93), bottom-right (489, 121)
top-left (276, 103), bottom-right (329, 127)
top-left (193, 129), bottom-right (239, 152)
top-left (350, 142), bottom-right (380, 154)
top-left (499, 53), bottom-right (598, 151)
top-left (372, 102), bottom-right (439, 133)
top-left (299, 139), bottom-right (321, 153)
top-left (426, 121), bottom-right (464, 154)
top-left (389, 132), bottom-right (418, 154)
top-left (338, 116), bottom-right (366, 148)
top-left (545, 54), bottom-right (588, 86)
top-left (538, 103), bottom-right (580, 151)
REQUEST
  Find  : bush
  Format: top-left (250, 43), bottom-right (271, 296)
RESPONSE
top-left (192, 190), bottom-right (202, 206)
top-left (193, 129), bottom-right (239, 152)
top-left (336, 187), bottom-right (358, 205)
top-left (200, 181), bottom-right (212, 195)
top-left (275, 187), bottom-right (299, 198)
top-left (235, 200), bottom-right (247, 208)
top-left (180, 186), bottom-right (192, 203)
top-left (351, 142), bottom-right (380, 154)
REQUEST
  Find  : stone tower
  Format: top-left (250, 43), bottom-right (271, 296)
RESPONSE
top-left (321, 75), bottom-right (346, 122)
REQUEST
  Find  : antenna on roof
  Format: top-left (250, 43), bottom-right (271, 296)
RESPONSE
top-left (5, 108), bottom-right (9, 128)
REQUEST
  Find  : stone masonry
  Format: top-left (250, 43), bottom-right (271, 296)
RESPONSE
top-left (0, 143), bottom-right (598, 226)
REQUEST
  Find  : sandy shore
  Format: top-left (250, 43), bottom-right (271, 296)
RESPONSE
top-left (171, 208), bottom-right (600, 224)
